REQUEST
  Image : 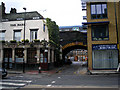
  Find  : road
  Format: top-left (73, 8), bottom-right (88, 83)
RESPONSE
top-left (29, 61), bottom-right (119, 88)
top-left (1, 61), bottom-right (120, 89)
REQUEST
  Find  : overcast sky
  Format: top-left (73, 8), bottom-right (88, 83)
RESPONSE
top-left (1, 0), bottom-right (86, 26)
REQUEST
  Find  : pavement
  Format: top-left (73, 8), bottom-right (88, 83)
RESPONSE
top-left (7, 65), bottom-right (67, 76)
top-left (21, 84), bottom-right (119, 89)
top-left (7, 66), bottom-right (120, 75)
top-left (89, 70), bottom-right (120, 75)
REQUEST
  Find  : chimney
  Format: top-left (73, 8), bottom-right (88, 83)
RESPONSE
top-left (2, 2), bottom-right (6, 15)
top-left (0, 2), bottom-right (6, 21)
top-left (10, 8), bottom-right (17, 14)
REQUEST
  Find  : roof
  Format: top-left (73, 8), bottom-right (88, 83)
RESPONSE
top-left (2, 11), bottom-right (44, 21)
top-left (59, 25), bottom-right (82, 29)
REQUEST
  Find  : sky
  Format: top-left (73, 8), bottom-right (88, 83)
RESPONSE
top-left (0, 0), bottom-right (86, 26)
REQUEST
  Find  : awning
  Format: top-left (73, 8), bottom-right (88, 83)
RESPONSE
top-left (82, 21), bottom-right (109, 25)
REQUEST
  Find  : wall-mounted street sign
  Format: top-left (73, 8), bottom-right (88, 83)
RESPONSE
top-left (92, 44), bottom-right (117, 50)
top-left (10, 23), bottom-right (24, 27)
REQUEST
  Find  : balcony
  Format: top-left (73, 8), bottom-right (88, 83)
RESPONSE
top-left (82, 25), bottom-right (88, 29)
top-left (83, 16), bottom-right (87, 20)
top-left (81, 2), bottom-right (87, 11)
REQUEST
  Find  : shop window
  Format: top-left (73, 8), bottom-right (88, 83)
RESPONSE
top-left (0, 31), bottom-right (5, 41)
top-left (93, 50), bottom-right (118, 69)
top-left (91, 3), bottom-right (107, 19)
top-left (30, 29), bottom-right (38, 41)
top-left (14, 30), bottom-right (21, 41)
top-left (92, 25), bottom-right (109, 41)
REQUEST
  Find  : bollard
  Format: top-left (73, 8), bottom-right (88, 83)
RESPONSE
top-left (38, 67), bottom-right (41, 73)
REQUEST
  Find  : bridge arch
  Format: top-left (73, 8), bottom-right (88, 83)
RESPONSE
top-left (62, 42), bottom-right (87, 61)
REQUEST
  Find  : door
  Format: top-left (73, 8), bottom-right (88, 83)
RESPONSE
top-left (27, 48), bottom-right (37, 64)
top-left (40, 49), bottom-right (48, 70)
top-left (3, 48), bottom-right (12, 69)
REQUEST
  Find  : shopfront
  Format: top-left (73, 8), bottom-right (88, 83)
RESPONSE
top-left (3, 48), bottom-right (12, 69)
top-left (92, 44), bottom-right (118, 69)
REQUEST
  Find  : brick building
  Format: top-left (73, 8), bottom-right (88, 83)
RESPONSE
top-left (82, 1), bottom-right (120, 70)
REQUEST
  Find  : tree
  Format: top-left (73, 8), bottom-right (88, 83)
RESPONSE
top-left (46, 18), bottom-right (60, 47)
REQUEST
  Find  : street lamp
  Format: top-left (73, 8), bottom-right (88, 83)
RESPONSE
top-left (23, 7), bottom-right (26, 73)
top-left (23, 7), bottom-right (26, 42)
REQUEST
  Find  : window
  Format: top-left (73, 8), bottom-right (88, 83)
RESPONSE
top-left (0, 31), bottom-right (5, 41)
top-left (33, 17), bottom-right (40, 20)
top-left (91, 3), bottom-right (107, 19)
top-left (30, 30), bottom-right (38, 41)
top-left (72, 27), bottom-right (79, 31)
top-left (43, 24), bottom-right (45, 32)
top-left (92, 25), bottom-right (109, 41)
top-left (93, 50), bottom-right (118, 69)
top-left (14, 30), bottom-right (21, 41)
top-left (17, 18), bottom-right (23, 20)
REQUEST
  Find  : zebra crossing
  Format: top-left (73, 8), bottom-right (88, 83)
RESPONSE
top-left (0, 79), bottom-right (32, 89)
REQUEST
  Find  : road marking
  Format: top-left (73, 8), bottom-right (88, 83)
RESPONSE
top-left (58, 77), bottom-right (61, 79)
top-left (2, 80), bottom-right (32, 83)
top-left (51, 81), bottom-right (56, 84)
top-left (59, 71), bottom-right (61, 73)
top-left (47, 84), bottom-right (52, 87)
top-left (0, 82), bottom-right (25, 86)
top-left (74, 72), bottom-right (76, 74)
top-left (1, 86), bottom-right (18, 89)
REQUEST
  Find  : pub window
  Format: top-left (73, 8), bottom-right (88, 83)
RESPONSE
top-left (14, 30), bottom-right (21, 41)
top-left (30, 29), bottom-right (38, 42)
top-left (92, 25), bottom-right (109, 41)
top-left (91, 3), bottom-right (107, 19)
top-left (0, 31), bottom-right (5, 41)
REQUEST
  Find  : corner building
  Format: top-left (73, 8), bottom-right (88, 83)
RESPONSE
top-left (82, 1), bottom-right (120, 70)
top-left (0, 2), bottom-right (55, 70)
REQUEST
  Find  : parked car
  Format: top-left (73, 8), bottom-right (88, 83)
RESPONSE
top-left (0, 68), bottom-right (7, 78)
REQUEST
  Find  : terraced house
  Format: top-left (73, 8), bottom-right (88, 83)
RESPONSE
top-left (82, 1), bottom-right (120, 70)
top-left (0, 2), bottom-right (55, 71)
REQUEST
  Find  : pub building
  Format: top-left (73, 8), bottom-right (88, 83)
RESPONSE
top-left (0, 2), bottom-right (55, 70)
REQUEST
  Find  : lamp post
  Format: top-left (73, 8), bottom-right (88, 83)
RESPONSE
top-left (23, 7), bottom-right (26, 73)
top-left (23, 7), bottom-right (26, 42)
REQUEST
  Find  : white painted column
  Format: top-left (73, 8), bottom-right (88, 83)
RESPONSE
top-left (37, 48), bottom-right (40, 63)
top-left (48, 48), bottom-right (50, 63)
top-left (24, 48), bottom-right (27, 63)
top-left (12, 49), bottom-right (15, 62)
top-left (60, 45), bottom-right (62, 60)
top-left (0, 49), bottom-right (3, 67)
top-left (52, 50), bottom-right (54, 63)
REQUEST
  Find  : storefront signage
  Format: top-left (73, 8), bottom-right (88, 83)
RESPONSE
top-left (92, 44), bottom-right (117, 50)
top-left (10, 24), bottom-right (24, 27)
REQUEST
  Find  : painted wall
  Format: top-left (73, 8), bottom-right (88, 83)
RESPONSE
top-left (1, 19), bottom-right (49, 42)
